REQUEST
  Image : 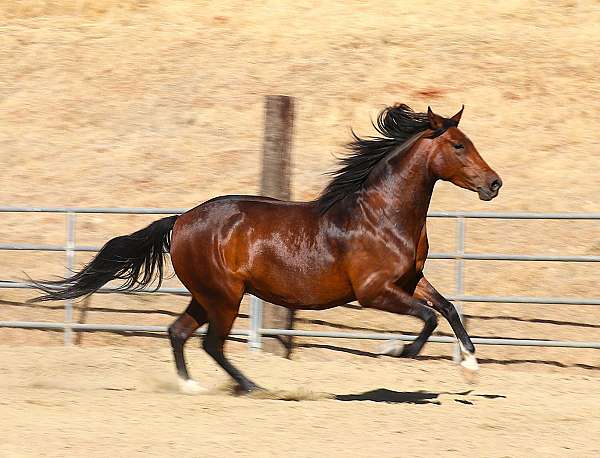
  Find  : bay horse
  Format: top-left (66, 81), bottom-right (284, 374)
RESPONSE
top-left (31, 104), bottom-right (502, 394)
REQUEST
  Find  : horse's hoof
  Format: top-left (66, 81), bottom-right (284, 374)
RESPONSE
top-left (459, 352), bottom-right (479, 384)
top-left (399, 344), bottom-right (420, 358)
top-left (234, 383), bottom-right (265, 396)
top-left (377, 340), bottom-right (405, 357)
top-left (178, 378), bottom-right (207, 395)
top-left (460, 352), bottom-right (479, 372)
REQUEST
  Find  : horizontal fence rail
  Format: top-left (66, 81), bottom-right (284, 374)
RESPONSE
top-left (0, 321), bottom-right (598, 349)
top-left (0, 207), bottom-right (599, 350)
top-left (2, 281), bottom-right (600, 306)
top-left (2, 244), bottom-right (599, 263)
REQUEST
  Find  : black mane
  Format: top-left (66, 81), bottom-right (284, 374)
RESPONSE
top-left (316, 104), bottom-right (432, 214)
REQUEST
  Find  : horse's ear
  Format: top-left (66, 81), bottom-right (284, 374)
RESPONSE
top-left (427, 106), bottom-right (444, 130)
top-left (450, 105), bottom-right (464, 125)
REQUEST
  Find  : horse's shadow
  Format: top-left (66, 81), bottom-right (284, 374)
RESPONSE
top-left (335, 388), bottom-right (505, 405)
top-left (335, 389), bottom-right (441, 405)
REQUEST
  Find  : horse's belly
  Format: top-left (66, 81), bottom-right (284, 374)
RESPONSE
top-left (247, 271), bottom-right (354, 310)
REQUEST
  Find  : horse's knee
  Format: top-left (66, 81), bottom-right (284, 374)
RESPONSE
top-left (445, 306), bottom-right (460, 322)
top-left (432, 300), bottom-right (461, 323)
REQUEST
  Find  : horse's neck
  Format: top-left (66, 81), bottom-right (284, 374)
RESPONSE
top-left (364, 141), bottom-right (436, 231)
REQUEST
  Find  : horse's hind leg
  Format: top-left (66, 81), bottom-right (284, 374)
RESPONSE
top-left (168, 297), bottom-right (208, 394)
top-left (203, 302), bottom-right (261, 394)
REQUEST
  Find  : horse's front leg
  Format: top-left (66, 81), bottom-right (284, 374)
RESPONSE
top-left (413, 276), bottom-right (478, 371)
top-left (356, 282), bottom-right (438, 358)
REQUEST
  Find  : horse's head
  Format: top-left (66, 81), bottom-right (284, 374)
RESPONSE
top-left (427, 107), bottom-right (502, 201)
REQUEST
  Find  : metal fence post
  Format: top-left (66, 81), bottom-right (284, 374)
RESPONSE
top-left (453, 216), bottom-right (465, 362)
top-left (64, 212), bottom-right (76, 345)
top-left (248, 295), bottom-right (263, 351)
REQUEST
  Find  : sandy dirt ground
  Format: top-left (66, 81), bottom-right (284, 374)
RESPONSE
top-left (1, 345), bottom-right (599, 458)
top-left (1, 1), bottom-right (599, 456)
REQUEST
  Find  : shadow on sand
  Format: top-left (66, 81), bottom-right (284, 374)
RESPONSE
top-left (335, 388), bottom-right (506, 405)
top-left (336, 389), bottom-right (442, 404)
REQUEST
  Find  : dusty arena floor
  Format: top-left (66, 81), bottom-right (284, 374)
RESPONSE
top-left (1, 345), bottom-right (599, 458)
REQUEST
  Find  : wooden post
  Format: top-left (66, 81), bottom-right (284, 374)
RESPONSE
top-left (260, 95), bottom-right (295, 357)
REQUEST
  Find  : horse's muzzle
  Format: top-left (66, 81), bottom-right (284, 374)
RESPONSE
top-left (478, 177), bottom-right (502, 201)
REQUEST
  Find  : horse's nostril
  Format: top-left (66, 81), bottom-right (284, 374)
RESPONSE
top-left (490, 179), bottom-right (502, 191)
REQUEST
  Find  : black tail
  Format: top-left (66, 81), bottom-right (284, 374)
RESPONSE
top-left (30, 215), bottom-right (178, 302)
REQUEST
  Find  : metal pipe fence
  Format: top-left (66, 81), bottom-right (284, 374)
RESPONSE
top-left (1, 206), bottom-right (599, 350)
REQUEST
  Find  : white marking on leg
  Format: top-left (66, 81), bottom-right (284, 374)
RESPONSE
top-left (178, 378), bottom-right (206, 395)
top-left (460, 352), bottom-right (479, 371)
top-left (377, 339), bottom-right (405, 357)
top-left (459, 341), bottom-right (479, 372)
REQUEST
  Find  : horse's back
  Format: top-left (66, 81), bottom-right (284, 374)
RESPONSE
top-left (174, 195), bottom-right (317, 240)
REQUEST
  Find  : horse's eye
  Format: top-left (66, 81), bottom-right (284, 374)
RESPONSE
top-left (453, 143), bottom-right (464, 150)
